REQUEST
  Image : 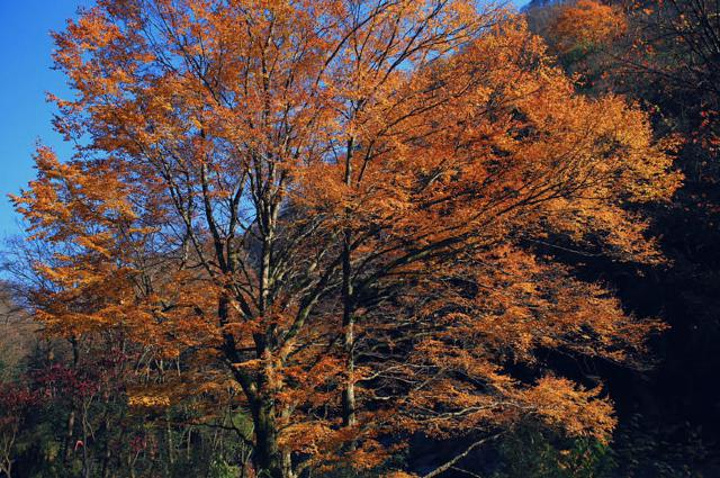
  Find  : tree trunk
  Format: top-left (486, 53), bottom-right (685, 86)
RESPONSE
top-left (341, 243), bottom-right (356, 428)
top-left (281, 449), bottom-right (296, 478)
top-left (81, 401), bottom-right (91, 478)
top-left (251, 397), bottom-right (284, 478)
top-left (341, 137), bottom-right (357, 429)
top-left (63, 409), bottom-right (76, 464)
top-left (166, 411), bottom-right (174, 470)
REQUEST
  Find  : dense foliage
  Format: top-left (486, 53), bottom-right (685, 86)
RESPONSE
top-left (1, 0), bottom-right (717, 476)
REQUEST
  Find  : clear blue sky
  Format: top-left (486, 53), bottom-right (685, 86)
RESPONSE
top-left (0, 0), bottom-right (529, 238)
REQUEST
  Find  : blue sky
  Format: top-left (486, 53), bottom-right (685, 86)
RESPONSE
top-left (0, 0), bottom-right (92, 238)
top-left (0, 0), bottom-right (529, 238)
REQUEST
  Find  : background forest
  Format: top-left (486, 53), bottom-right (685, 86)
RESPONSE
top-left (0, 0), bottom-right (718, 477)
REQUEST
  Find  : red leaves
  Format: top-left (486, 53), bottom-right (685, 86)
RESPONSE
top-left (0, 384), bottom-right (37, 418)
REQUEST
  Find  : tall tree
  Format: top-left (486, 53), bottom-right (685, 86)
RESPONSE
top-left (528, 1), bottom-right (720, 472)
top-left (14, 1), bottom-right (678, 476)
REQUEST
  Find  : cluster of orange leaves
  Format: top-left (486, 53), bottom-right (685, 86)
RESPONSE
top-left (549, 0), bottom-right (628, 53)
top-left (12, 0), bottom-right (681, 475)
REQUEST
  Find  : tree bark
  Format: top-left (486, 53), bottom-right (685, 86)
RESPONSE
top-left (251, 397), bottom-right (283, 478)
top-left (341, 233), bottom-right (356, 428)
top-left (341, 137), bottom-right (357, 429)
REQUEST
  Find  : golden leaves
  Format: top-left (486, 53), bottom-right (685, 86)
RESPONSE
top-left (127, 393), bottom-right (171, 409)
top-left (549, 0), bottom-right (628, 54)
top-left (522, 376), bottom-right (616, 443)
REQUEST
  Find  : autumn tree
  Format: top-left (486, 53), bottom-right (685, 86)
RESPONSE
top-left (547, 0), bottom-right (627, 54)
top-left (620, 0), bottom-right (720, 158)
top-left (527, 1), bottom-right (720, 472)
top-left (13, 1), bottom-right (679, 476)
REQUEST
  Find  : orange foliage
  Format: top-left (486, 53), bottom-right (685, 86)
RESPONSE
top-left (549, 0), bottom-right (628, 53)
top-left (13, 1), bottom-right (679, 476)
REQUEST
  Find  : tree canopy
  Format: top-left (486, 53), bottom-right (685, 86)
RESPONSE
top-left (5, 1), bottom-right (685, 477)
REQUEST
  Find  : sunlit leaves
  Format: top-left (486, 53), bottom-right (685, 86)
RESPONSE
top-left (14, 1), bottom-right (680, 475)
